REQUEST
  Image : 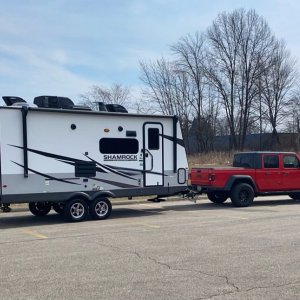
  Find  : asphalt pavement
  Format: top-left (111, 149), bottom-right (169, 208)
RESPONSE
top-left (1, 196), bottom-right (300, 300)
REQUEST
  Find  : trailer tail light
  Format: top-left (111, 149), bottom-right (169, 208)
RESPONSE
top-left (208, 174), bottom-right (215, 181)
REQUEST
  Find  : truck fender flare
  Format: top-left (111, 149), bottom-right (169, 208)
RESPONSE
top-left (91, 191), bottom-right (116, 201)
top-left (224, 175), bottom-right (257, 192)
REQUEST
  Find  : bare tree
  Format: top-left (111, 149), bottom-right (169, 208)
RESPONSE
top-left (205, 9), bottom-right (276, 150)
top-left (140, 58), bottom-right (194, 151)
top-left (260, 41), bottom-right (297, 147)
top-left (79, 83), bottom-right (131, 110)
top-left (171, 33), bottom-right (220, 152)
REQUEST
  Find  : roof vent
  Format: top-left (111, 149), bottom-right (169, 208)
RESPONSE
top-left (2, 96), bottom-right (27, 106)
top-left (34, 96), bottom-right (91, 111)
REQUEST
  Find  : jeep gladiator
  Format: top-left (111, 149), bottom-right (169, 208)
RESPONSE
top-left (190, 152), bottom-right (300, 207)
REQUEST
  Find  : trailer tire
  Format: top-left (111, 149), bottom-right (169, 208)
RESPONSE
top-left (52, 203), bottom-right (64, 215)
top-left (230, 183), bottom-right (254, 207)
top-left (29, 202), bottom-right (51, 216)
top-left (207, 192), bottom-right (228, 204)
top-left (64, 198), bottom-right (88, 222)
top-left (89, 198), bottom-right (112, 220)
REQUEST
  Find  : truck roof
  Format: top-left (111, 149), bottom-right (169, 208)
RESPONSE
top-left (235, 151), bottom-right (297, 155)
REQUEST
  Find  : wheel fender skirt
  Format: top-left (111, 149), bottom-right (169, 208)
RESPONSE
top-left (67, 192), bottom-right (91, 202)
top-left (91, 191), bottom-right (116, 200)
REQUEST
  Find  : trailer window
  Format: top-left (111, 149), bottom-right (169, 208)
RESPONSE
top-left (99, 138), bottom-right (139, 154)
top-left (263, 155), bottom-right (279, 168)
top-left (148, 128), bottom-right (160, 150)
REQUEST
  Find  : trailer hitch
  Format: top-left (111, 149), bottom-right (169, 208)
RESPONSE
top-left (180, 188), bottom-right (199, 203)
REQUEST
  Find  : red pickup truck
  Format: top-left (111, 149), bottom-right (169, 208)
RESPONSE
top-left (190, 152), bottom-right (300, 207)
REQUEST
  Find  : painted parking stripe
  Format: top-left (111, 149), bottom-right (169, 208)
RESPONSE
top-left (126, 221), bottom-right (160, 229)
top-left (19, 229), bottom-right (48, 239)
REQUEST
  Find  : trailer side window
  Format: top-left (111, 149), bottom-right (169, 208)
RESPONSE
top-left (148, 128), bottom-right (159, 150)
top-left (99, 138), bottom-right (139, 154)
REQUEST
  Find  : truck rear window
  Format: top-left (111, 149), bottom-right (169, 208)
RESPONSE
top-left (233, 154), bottom-right (254, 168)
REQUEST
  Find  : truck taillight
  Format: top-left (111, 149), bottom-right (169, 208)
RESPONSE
top-left (208, 174), bottom-right (215, 181)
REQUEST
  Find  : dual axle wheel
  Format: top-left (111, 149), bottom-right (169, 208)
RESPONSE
top-left (28, 198), bottom-right (112, 222)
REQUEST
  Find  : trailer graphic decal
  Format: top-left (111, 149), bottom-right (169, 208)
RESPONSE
top-left (103, 154), bottom-right (138, 161)
top-left (160, 134), bottom-right (185, 147)
top-left (11, 161), bottom-right (81, 185)
top-left (91, 178), bottom-right (139, 188)
top-left (85, 155), bottom-right (138, 181)
top-left (8, 145), bottom-right (142, 183)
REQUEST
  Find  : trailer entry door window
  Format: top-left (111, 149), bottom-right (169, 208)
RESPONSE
top-left (148, 128), bottom-right (159, 150)
top-left (99, 138), bottom-right (139, 154)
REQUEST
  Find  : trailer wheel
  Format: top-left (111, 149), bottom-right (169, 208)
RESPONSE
top-left (207, 192), bottom-right (228, 204)
top-left (64, 198), bottom-right (88, 222)
top-left (230, 183), bottom-right (254, 207)
top-left (89, 198), bottom-right (112, 220)
top-left (52, 203), bottom-right (64, 215)
top-left (29, 202), bottom-right (51, 216)
top-left (289, 193), bottom-right (300, 200)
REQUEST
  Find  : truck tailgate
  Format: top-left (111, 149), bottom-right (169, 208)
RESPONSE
top-left (190, 168), bottom-right (213, 186)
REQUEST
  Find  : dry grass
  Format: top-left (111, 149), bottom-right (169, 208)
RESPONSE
top-left (188, 151), bottom-right (235, 168)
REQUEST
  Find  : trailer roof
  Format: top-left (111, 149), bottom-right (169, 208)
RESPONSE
top-left (0, 105), bottom-right (176, 119)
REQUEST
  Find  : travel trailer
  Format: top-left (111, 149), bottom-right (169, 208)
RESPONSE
top-left (0, 96), bottom-right (188, 221)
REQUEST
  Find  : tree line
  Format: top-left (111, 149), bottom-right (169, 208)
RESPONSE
top-left (80, 9), bottom-right (299, 152)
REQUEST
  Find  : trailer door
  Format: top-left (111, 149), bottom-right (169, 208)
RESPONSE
top-left (143, 123), bottom-right (164, 186)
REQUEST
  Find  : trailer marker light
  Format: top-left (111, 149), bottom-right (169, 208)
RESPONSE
top-left (104, 128), bottom-right (110, 133)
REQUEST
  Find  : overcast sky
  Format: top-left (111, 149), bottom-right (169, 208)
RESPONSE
top-left (0, 0), bottom-right (299, 104)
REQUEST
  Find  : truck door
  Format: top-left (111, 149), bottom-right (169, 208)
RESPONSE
top-left (282, 154), bottom-right (300, 190)
top-left (256, 154), bottom-right (282, 191)
top-left (143, 123), bottom-right (164, 186)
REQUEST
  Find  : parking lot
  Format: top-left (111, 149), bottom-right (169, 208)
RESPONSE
top-left (1, 196), bottom-right (300, 300)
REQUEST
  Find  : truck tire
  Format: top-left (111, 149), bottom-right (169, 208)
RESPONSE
top-left (52, 203), bottom-right (64, 215)
top-left (289, 193), bottom-right (300, 200)
top-left (230, 183), bottom-right (254, 207)
top-left (207, 192), bottom-right (228, 204)
top-left (64, 198), bottom-right (88, 222)
top-left (89, 198), bottom-right (112, 220)
top-left (29, 202), bottom-right (51, 216)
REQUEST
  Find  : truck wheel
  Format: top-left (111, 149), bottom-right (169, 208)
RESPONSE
top-left (29, 202), bottom-right (51, 216)
top-left (207, 192), bottom-right (228, 204)
top-left (89, 198), bottom-right (112, 220)
top-left (231, 183), bottom-right (254, 207)
top-left (52, 203), bottom-right (64, 215)
top-left (289, 193), bottom-right (300, 200)
top-left (64, 198), bottom-right (88, 222)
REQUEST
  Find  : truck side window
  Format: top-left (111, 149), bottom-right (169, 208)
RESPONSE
top-left (263, 155), bottom-right (279, 168)
top-left (283, 155), bottom-right (300, 168)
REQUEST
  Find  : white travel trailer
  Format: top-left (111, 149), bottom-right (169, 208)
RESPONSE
top-left (0, 96), bottom-right (188, 221)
